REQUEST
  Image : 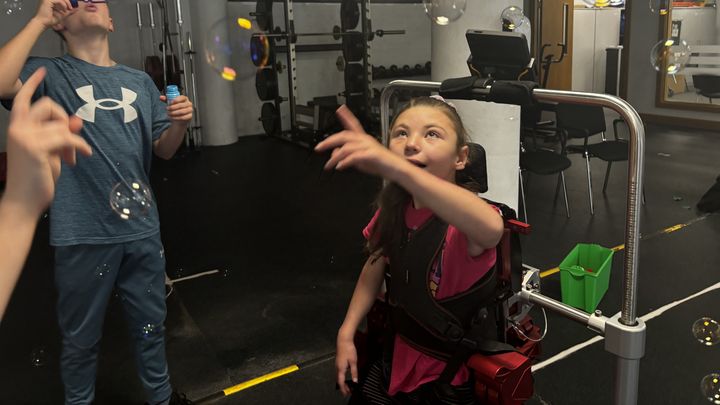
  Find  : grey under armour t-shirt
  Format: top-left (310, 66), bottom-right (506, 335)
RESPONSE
top-left (6, 55), bottom-right (171, 246)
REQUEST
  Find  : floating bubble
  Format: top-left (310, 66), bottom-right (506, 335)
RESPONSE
top-left (513, 16), bottom-right (532, 49)
top-left (205, 16), bottom-right (267, 82)
top-left (701, 373), bottom-right (720, 404)
top-left (95, 263), bottom-right (111, 278)
top-left (2, 0), bottom-right (23, 15)
top-left (649, 0), bottom-right (670, 15)
top-left (501, 6), bottom-right (525, 30)
top-left (650, 38), bottom-right (690, 75)
top-left (141, 323), bottom-right (157, 339)
top-left (422, 0), bottom-right (467, 26)
top-left (692, 318), bottom-right (720, 346)
top-left (30, 347), bottom-right (46, 367)
top-left (109, 181), bottom-right (153, 220)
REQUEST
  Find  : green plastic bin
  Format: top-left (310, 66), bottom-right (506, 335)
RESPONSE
top-left (559, 243), bottom-right (614, 312)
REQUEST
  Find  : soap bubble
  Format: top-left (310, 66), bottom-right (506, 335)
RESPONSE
top-left (205, 16), bottom-right (268, 82)
top-left (692, 317), bottom-right (720, 346)
top-left (30, 347), bottom-right (46, 367)
top-left (501, 6), bottom-right (525, 30)
top-left (700, 373), bottom-right (720, 404)
top-left (95, 264), bottom-right (111, 279)
top-left (141, 323), bottom-right (158, 339)
top-left (109, 181), bottom-right (153, 220)
top-left (422, 0), bottom-right (467, 26)
top-left (649, 0), bottom-right (670, 15)
top-left (650, 38), bottom-right (690, 75)
top-left (2, 0), bottom-right (23, 15)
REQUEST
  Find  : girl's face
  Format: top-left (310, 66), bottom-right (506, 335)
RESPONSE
top-left (389, 106), bottom-right (468, 182)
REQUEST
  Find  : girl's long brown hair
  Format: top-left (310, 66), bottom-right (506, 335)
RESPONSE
top-left (367, 97), bottom-right (483, 258)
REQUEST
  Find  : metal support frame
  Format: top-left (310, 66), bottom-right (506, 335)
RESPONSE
top-left (283, 0), bottom-right (299, 133)
top-left (380, 80), bottom-right (646, 405)
top-left (360, 0), bottom-right (372, 110)
top-left (173, 0), bottom-right (195, 148)
top-left (186, 32), bottom-right (203, 147)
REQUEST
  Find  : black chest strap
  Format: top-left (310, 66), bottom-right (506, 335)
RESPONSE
top-left (387, 215), bottom-right (517, 383)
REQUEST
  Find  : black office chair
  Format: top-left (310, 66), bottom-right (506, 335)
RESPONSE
top-left (692, 74), bottom-right (720, 103)
top-left (556, 103), bottom-right (628, 215)
top-left (518, 126), bottom-right (571, 221)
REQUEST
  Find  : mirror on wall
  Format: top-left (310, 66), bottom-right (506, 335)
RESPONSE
top-left (658, 0), bottom-right (720, 111)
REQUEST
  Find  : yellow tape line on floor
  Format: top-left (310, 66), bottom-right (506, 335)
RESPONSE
top-left (223, 365), bottom-right (300, 396)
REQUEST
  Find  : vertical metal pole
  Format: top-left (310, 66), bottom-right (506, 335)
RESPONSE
top-left (361, 0), bottom-right (372, 115)
top-left (186, 32), bottom-right (202, 146)
top-left (174, 0), bottom-right (192, 147)
top-left (615, 358), bottom-right (641, 404)
top-left (149, 3), bottom-right (157, 55)
top-left (136, 3), bottom-right (144, 69)
top-left (284, 0), bottom-right (298, 133)
top-left (161, 0), bottom-right (168, 89)
top-left (175, 0), bottom-right (191, 97)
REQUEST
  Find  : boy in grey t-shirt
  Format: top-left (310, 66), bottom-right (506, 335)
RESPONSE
top-left (0, 1), bottom-right (194, 404)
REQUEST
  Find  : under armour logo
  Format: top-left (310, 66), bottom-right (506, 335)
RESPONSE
top-left (75, 85), bottom-right (138, 123)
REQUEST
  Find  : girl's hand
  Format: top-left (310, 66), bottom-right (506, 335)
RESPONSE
top-left (5, 68), bottom-right (91, 217)
top-left (335, 331), bottom-right (359, 397)
top-left (315, 105), bottom-right (408, 179)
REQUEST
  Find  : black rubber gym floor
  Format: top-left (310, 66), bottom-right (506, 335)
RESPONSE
top-left (0, 122), bottom-right (718, 404)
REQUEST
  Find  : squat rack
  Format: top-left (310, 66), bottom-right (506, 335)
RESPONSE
top-left (380, 79), bottom-right (647, 405)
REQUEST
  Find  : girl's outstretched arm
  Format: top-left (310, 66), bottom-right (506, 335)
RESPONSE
top-left (316, 106), bottom-right (503, 256)
top-left (336, 255), bottom-right (386, 396)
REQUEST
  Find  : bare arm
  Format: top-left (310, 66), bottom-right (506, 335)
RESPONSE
top-left (152, 95), bottom-right (193, 160)
top-left (0, 0), bottom-right (73, 98)
top-left (335, 255), bottom-right (386, 395)
top-left (0, 199), bottom-right (39, 319)
top-left (338, 255), bottom-right (387, 339)
top-left (0, 68), bottom-right (91, 320)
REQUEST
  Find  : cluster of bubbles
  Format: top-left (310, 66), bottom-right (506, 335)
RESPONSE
top-left (693, 318), bottom-right (720, 403)
top-left (650, 38), bottom-right (691, 75)
top-left (141, 323), bottom-right (158, 339)
top-left (109, 181), bottom-right (153, 220)
top-left (2, 0), bottom-right (22, 15)
top-left (422, 0), bottom-right (467, 26)
top-left (204, 0), bottom-right (472, 83)
top-left (30, 347), bottom-right (46, 367)
top-left (95, 263), bottom-right (111, 279)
